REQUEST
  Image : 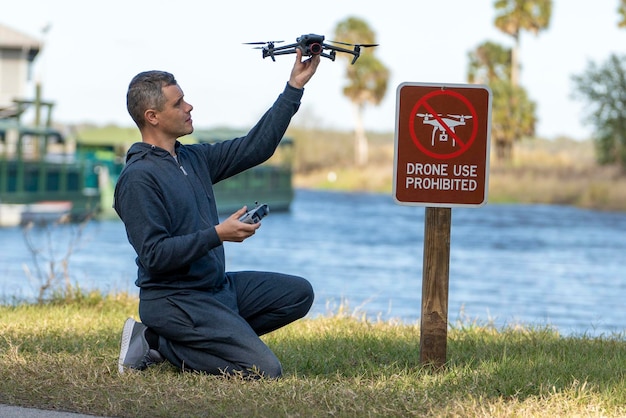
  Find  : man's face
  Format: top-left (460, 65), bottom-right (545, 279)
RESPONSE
top-left (156, 84), bottom-right (194, 138)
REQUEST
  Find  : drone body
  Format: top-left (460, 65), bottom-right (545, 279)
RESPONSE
top-left (245, 33), bottom-right (378, 65)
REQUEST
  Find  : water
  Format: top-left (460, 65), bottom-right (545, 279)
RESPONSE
top-left (1, 189), bottom-right (625, 337)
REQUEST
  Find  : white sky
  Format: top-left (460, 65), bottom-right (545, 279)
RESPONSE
top-left (2, 0), bottom-right (625, 139)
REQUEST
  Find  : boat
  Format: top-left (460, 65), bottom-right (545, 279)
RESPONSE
top-left (0, 121), bottom-right (295, 227)
top-left (86, 127), bottom-right (295, 216)
top-left (193, 128), bottom-right (294, 214)
top-left (0, 102), bottom-right (102, 227)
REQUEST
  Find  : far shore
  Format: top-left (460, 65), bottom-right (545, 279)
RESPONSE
top-left (290, 133), bottom-right (626, 213)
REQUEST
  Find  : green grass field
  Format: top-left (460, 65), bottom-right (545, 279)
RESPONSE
top-left (0, 293), bottom-right (624, 417)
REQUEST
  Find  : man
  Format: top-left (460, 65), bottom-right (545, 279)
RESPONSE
top-left (115, 49), bottom-right (320, 378)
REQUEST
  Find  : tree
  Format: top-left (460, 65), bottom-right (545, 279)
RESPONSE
top-left (619, 0), bottom-right (626, 28)
top-left (572, 54), bottom-right (626, 168)
top-left (467, 41), bottom-right (512, 84)
top-left (334, 17), bottom-right (389, 166)
top-left (493, 0), bottom-right (552, 86)
top-left (22, 216), bottom-right (90, 303)
top-left (467, 41), bottom-right (537, 160)
top-left (490, 79), bottom-right (537, 160)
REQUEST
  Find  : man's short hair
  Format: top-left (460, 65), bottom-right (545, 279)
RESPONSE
top-left (126, 70), bottom-right (177, 129)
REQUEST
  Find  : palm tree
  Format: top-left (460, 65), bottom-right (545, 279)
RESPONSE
top-left (467, 41), bottom-right (536, 160)
top-left (467, 41), bottom-right (512, 84)
top-left (493, 0), bottom-right (552, 86)
top-left (334, 17), bottom-right (389, 166)
top-left (490, 79), bottom-right (537, 160)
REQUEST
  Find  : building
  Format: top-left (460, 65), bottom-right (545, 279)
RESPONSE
top-left (0, 23), bottom-right (41, 118)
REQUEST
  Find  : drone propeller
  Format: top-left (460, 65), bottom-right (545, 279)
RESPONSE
top-left (327, 40), bottom-right (379, 48)
top-left (244, 40), bottom-right (286, 61)
top-left (447, 114), bottom-right (473, 119)
top-left (243, 41), bottom-right (284, 45)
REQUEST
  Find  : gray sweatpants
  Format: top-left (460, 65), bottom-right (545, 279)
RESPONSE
top-left (138, 271), bottom-right (314, 378)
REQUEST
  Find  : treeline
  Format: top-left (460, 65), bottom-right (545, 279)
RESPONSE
top-left (287, 127), bottom-right (626, 212)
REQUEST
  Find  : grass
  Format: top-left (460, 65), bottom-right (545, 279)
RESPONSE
top-left (0, 293), bottom-right (624, 417)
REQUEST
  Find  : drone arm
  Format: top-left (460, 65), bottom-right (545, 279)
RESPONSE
top-left (320, 52), bottom-right (335, 61)
top-left (324, 43), bottom-right (354, 55)
top-left (324, 43), bottom-right (360, 64)
top-left (262, 42), bottom-right (300, 61)
top-left (271, 42), bottom-right (299, 52)
top-left (268, 48), bottom-right (333, 60)
top-left (271, 49), bottom-right (300, 57)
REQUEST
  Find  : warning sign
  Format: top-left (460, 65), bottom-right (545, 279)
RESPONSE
top-left (393, 82), bottom-right (492, 207)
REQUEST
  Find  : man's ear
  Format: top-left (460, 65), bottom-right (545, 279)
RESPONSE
top-left (144, 109), bottom-right (158, 126)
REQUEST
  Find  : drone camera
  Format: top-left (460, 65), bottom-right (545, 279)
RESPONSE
top-left (308, 43), bottom-right (323, 55)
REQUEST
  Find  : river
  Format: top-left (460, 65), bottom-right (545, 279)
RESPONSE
top-left (1, 189), bottom-right (624, 338)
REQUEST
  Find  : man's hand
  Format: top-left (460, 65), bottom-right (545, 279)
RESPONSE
top-left (288, 48), bottom-right (321, 89)
top-left (215, 206), bottom-right (261, 243)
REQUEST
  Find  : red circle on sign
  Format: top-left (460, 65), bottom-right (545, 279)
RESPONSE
top-left (409, 89), bottom-right (478, 160)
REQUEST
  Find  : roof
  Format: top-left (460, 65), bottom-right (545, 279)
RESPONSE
top-left (0, 23), bottom-right (41, 55)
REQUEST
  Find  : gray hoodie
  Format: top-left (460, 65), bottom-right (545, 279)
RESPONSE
top-left (114, 83), bottom-right (303, 300)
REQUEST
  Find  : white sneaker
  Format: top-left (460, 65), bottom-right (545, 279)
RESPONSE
top-left (118, 318), bottom-right (165, 373)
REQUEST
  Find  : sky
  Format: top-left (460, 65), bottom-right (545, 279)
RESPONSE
top-left (2, 0), bottom-right (626, 140)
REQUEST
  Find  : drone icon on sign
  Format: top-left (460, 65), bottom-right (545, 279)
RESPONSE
top-left (416, 113), bottom-right (473, 147)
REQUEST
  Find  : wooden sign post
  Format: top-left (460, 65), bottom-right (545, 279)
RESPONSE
top-left (393, 82), bottom-right (492, 367)
top-left (420, 207), bottom-right (451, 367)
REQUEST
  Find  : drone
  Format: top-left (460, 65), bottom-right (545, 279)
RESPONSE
top-left (416, 113), bottom-right (473, 147)
top-left (244, 33), bottom-right (378, 65)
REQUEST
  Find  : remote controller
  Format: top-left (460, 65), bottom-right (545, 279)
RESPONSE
top-left (238, 203), bottom-right (269, 224)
